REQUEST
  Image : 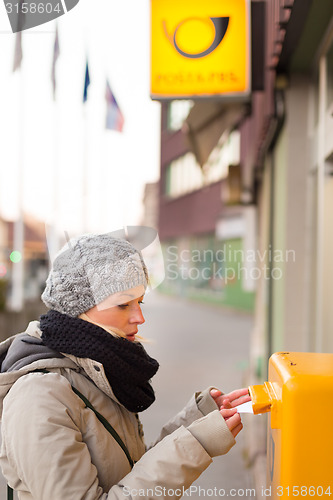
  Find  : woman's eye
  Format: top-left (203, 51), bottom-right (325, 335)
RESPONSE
top-left (117, 304), bottom-right (129, 309)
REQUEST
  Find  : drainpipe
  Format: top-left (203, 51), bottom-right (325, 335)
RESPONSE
top-left (268, 88), bottom-right (286, 357)
top-left (315, 56), bottom-right (326, 353)
top-left (260, 86), bottom-right (286, 360)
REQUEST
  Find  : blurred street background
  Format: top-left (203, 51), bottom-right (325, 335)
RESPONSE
top-left (1, 0), bottom-right (333, 497)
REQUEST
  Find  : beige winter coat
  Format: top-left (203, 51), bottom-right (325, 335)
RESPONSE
top-left (0, 321), bottom-right (235, 500)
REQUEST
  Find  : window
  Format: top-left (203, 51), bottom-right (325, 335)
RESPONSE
top-left (164, 130), bottom-right (240, 198)
top-left (204, 131), bottom-right (240, 183)
top-left (165, 153), bottom-right (203, 197)
top-left (167, 100), bottom-right (194, 131)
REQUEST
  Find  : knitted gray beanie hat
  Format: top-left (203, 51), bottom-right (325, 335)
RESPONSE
top-left (41, 233), bottom-right (148, 317)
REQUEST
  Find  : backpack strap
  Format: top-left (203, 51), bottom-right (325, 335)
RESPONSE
top-left (34, 369), bottom-right (134, 468)
top-left (7, 485), bottom-right (13, 500)
top-left (70, 383), bottom-right (134, 468)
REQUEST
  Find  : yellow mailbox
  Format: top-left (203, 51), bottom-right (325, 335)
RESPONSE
top-left (249, 352), bottom-right (333, 499)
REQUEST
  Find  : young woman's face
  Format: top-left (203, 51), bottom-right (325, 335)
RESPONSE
top-left (85, 285), bottom-right (145, 342)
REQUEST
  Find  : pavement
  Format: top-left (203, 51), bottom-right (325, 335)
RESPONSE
top-left (0, 291), bottom-right (258, 499)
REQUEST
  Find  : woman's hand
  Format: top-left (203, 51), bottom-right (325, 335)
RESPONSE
top-left (210, 388), bottom-right (251, 410)
top-left (210, 388), bottom-right (251, 439)
top-left (220, 408), bottom-right (243, 438)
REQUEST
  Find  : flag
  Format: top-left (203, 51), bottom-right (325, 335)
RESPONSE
top-left (105, 79), bottom-right (124, 132)
top-left (51, 26), bottom-right (60, 100)
top-left (83, 60), bottom-right (90, 103)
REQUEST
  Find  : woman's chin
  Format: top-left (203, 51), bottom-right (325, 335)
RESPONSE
top-left (126, 334), bottom-right (136, 342)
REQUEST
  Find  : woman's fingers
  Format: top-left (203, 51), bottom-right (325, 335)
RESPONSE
top-left (221, 398), bottom-right (232, 409)
top-left (211, 388), bottom-right (252, 410)
top-left (223, 388), bottom-right (250, 402)
top-left (230, 422), bottom-right (243, 439)
top-left (230, 394), bottom-right (252, 407)
top-left (220, 408), bottom-right (244, 438)
top-left (210, 389), bottom-right (224, 409)
top-left (222, 389), bottom-right (251, 408)
top-left (223, 411), bottom-right (243, 438)
top-left (219, 407), bottom-right (237, 420)
top-left (210, 389), bottom-right (222, 398)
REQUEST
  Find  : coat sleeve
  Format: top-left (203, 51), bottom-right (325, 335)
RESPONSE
top-left (1, 376), bottom-right (233, 500)
top-left (116, 411), bottom-right (235, 500)
top-left (148, 386), bottom-right (222, 446)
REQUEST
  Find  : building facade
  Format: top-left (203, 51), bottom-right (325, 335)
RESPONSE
top-left (158, 0), bottom-right (333, 358)
top-left (157, 1), bottom-right (333, 486)
top-left (249, 0), bottom-right (333, 373)
top-left (159, 99), bottom-right (256, 311)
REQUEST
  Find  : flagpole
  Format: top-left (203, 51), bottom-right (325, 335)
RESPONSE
top-left (10, 50), bottom-right (25, 311)
top-left (82, 60), bottom-right (90, 233)
top-left (46, 25), bottom-right (60, 262)
top-left (83, 104), bottom-right (88, 232)
top-left (104, 79), bottom-right (126, 229)
top-left (46, 87), bottom-right (61, 262)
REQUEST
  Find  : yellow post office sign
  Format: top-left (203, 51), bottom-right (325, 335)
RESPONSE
top-left (150, 0), bottom-right (251, 100)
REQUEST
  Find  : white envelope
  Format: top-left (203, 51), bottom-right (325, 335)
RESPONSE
top-left (236, 401), bottom-right (254, 414)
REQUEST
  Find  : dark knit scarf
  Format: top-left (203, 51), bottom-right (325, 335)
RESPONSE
top-left (39, 310), bottom-right (159, 413)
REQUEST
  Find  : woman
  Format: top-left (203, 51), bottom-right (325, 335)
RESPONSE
top-left (0, 233), bottom-right (250, 500)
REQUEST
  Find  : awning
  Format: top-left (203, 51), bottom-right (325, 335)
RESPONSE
top-left (183, 101), bottom-right (249, 167)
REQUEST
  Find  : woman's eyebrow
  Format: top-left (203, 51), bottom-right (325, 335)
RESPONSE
top-left (117, 293), bottom-right (144, 300)
top-left (117, 293), bottom-right (134, 299)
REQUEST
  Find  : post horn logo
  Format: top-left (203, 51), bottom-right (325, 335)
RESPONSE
top-left (163, 16), bottom-right (229, 59)
top-left (4, 0), bottom-right (81, 33)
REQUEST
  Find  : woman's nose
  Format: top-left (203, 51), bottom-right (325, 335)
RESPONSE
top-left (130, 305), bottom-right (145, 325)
